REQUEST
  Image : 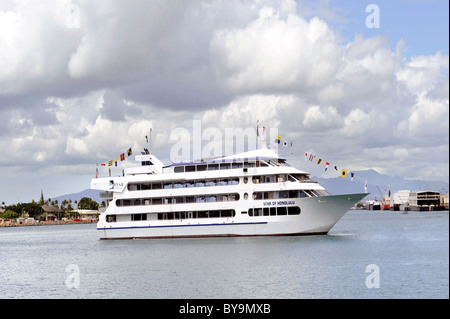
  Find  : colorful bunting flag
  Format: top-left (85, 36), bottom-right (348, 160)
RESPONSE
top-left (127, 148), bottom-right (132, 156)
top-left (120, 153), bottom-right (125, 161)
top-left (341, 169), bottom-right (347, 178)
top-left (325, 162), bottom-right (329, 171)
top-left (317, 158), bottom-right (322, 165)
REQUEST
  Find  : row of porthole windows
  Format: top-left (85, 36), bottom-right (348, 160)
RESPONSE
top-left (116, 193), bottom-right (240, 207)
top-left (247, 206), bottom-right (301, 216)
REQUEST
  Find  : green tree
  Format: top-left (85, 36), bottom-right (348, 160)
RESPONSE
top-left (0, 210), bottom-right (17, 219)
top-left (78, 197), bottom-right (99, 210)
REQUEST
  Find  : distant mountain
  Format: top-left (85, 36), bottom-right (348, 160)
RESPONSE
top-left (52, 189), bottom-right (101, 205)
top-left (312, 169), bottom-right (449, 200)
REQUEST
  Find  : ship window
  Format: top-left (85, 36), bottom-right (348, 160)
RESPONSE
top-left (174, 182), bottom-right (183, 188)
top-left (122, 199), bottom-right (131, 206)
top-left (185, 165), bottom-right (195, 172)
top-left (220, 163), bottom-right (230, 170)
top-left (277, 207), bottom-right (287, 215)
top-left (106, 215), bottom-right (116, 223)
top-left (197, 164), bottom-right (207, 171)
top-left (232, 162), bottom-right (242, 169)
top-left (132, 214), bottom-right (147, 221)
top-left (263, 207), bottom-right (270, 216)
top-left (141, 183), bottom-right (151, 190)
top-left (173, 196), bottom-right (184, 204)
top-left (279, 191), bottom-right (288, 198)
top-left (209, 211), bottom-right (220, 218)
top-left (174, 166), bottom-right (184, 173)
top-left (289, 190), bottom-right (299, 198)
top-left (288, 207), bottom-right (301, 215)
top-left (185, 181), bottom-right (195, 188)
top-left (244, 193), bottom-right (249, 200)
top-left (208, 164), bottom-right (219, 171)
top-left (195, 181), bottom-right (205, 187)
top-left (152, 183), bottom-right (162, 189)
top-left (185, 196), bottom-right (195, 203)
top-left (221, 210), bottom-right (233, 217)
top-left (270, 207), bottom-right (276, 216)
top-left (163, 182), bottom-right (173, 189)
top-left (206, 180), bottom-right (216, 187)
top-left (128, 184), bottom-right (138, 191)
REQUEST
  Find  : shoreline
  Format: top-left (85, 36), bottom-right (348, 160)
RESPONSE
top-left (0, 220), bottom-right (97, 228)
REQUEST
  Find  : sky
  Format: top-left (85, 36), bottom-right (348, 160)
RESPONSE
top-left (0, 0), bottom-right (448, 204)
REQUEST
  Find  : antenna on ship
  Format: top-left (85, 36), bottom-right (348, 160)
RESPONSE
top-left (145, 128), bottom-right (152, 154)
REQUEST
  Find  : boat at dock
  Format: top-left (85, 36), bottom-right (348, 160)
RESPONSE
top-left (91, 144), bottom-right (368, 240)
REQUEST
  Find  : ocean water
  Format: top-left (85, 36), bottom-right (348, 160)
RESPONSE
top-left (0, 210), bottom-right (448, 299)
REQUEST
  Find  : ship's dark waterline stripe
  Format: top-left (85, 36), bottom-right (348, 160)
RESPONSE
top-left (97, 221), bottom-right (268, 231)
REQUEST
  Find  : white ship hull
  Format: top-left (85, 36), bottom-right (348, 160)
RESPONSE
top-left (96, 193), bottom-right (367, 240)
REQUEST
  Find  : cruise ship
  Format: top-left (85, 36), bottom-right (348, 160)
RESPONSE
top-left (91, 145), bottom-right (368, 240)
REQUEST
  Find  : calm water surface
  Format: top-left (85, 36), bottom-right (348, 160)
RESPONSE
top-left (0, 210), bottom-right (448, 299)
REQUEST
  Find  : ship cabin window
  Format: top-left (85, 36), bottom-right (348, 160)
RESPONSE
top-left (185, 165), bottom-right (196, 172)
top-left (126, 177), bottom-right (240, 192)
top-left (132, 214), bottom-right (147, 221)
top-left (106, 215), bottom-right (116, 222)
top-left (208, 164), bottom-right (219, 171)
top-left (152, 183), bottom-right (162, 190)
top-left (197, 164), bottom-right (207, 171)
top-left (116, 192), bottom-right (240, 207)
top-left (142, 161), bottom-right (153, 166)
top-left (248, 206), bottom-right (300, 216)
top-left (157, 209), bottom-right (236, 220)
top-left (232, 162), bottom-right (242, 169)
top-left (251, 190), bottom-right (311, 200)
top-left (220, 163), bottom-right (231, 170)
top-left (174, 166), bottom-right (184, 173)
